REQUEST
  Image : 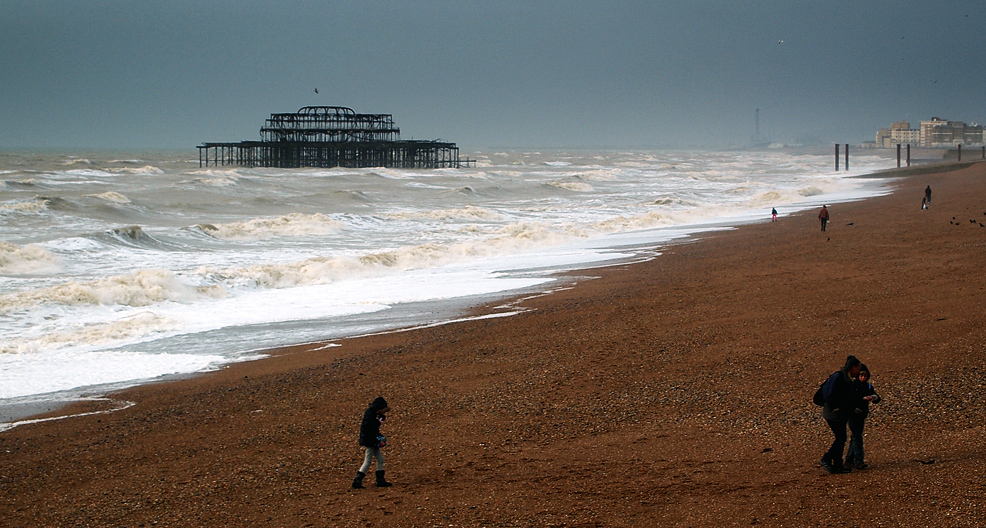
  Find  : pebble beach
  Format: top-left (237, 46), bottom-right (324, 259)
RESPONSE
top-left (2, 160), bottom-right (984, 527)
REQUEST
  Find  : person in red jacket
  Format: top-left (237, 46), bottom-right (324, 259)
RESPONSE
top-left (818, 205), bottom-right (830, 232)
top-left (352, 396), bottom-right (392, 489)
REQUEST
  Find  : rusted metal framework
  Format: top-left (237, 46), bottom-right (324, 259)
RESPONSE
top-left (198, 106), bottom-right (473, 169)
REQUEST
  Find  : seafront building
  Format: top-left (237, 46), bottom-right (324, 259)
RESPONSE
top-left (873, 118), bottom-right (983, 148)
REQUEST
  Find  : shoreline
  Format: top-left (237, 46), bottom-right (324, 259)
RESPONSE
top-left (2, 160), bottom-right (985, 526)
top-left (0, 160), bottom-right (900, 427)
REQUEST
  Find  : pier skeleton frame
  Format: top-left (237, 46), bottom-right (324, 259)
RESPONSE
top-left (198, 106), bottom-right (472, 169)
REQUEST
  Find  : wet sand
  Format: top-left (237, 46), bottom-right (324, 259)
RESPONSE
top-left (2, 161), bottom-right (985, 527)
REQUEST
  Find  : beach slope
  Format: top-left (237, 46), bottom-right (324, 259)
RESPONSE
top-left (2, 162), bottom-right (985, 527)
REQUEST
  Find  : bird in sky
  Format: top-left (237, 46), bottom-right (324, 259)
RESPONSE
top-left (315, 88), bottom-right (319, 94)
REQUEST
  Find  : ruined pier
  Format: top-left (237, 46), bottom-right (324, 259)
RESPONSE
top-left (198, 106), bottom-right (473, 169)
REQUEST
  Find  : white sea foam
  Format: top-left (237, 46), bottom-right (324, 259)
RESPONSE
top-left (111, 165), bottom-right (164, 175)
top-left (0, 349), bottom-right (228, 399)
top-left (0, 242), bottom-right (61, 275)
top-left (196, 221), bottom-right (587, 290)
top-left (0, 312), bottom-right (179, 355)
top-left (185, 169), bottom-right (241, 187)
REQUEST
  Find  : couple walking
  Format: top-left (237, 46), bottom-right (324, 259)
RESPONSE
top-left (819, 355), bottom-right (881, 473)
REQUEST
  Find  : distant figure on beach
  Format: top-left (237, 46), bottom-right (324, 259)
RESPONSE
top-left (819, 355), bottom-right (861, 474)
top-left (818, 205), bottom-right (829, 232)
top-left (846, 364), bottom-right (881, 470)
top-left (925, 185), bottom-right (932, 204)
top-left (921, 196), bottom-right (928, 210)
top-left (352, 396), bottom-right (392, 489)
top-left (771, 207), bottom-right (778, 222)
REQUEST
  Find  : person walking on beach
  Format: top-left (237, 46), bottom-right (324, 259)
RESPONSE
top-left (846, 364), bottom-right (881, 469)
top-left (925, 185), bottom-right (932, 205)
top-left (771, 207), bottom-right (778, 222)
top-left (818, 205), bottom-right (829, 232)
top-left (819, 355), bottom-right (861, 474)
top-left (352, 396), bottom-right (392, 489)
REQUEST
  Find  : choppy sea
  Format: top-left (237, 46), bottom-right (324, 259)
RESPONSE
top-left (0, 148), bottom-right (895, 427)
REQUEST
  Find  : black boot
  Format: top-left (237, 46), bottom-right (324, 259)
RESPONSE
top-left (352, 471), bottom-right (366, 489)
top-left (375, 470), bottom-right (392, 487)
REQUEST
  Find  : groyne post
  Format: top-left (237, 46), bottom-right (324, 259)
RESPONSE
top-left (907, 144), bottom-right (911, 167)
top-left (835, 144), bottom-right (840, 171)
top-left (897, 144), bottom-right (901, 168)
top-left (958, 144), bottom-right (962, 161)
top-left (845, 144), bottom-right (849, 171)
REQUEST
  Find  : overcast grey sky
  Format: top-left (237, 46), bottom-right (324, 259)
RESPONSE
top-left (2, 1), bottom-right (984, 150)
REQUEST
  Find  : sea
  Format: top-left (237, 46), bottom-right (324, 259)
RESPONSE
top-left (0, 148), bottom-right (897, 428)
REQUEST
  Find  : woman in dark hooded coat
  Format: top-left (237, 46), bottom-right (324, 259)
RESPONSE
top-left (352, 396), bottom-right (392, 489)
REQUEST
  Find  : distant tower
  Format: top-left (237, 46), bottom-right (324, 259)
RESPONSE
top-left (751, 108), bottom-right (768, 147)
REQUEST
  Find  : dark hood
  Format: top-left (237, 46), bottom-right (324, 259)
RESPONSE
top-left (369, 396), bottom-right (388, 412)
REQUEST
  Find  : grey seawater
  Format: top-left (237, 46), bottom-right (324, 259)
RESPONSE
top-left (0, 148), bottom-right (898, 427)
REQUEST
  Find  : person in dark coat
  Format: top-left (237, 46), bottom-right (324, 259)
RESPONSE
top-left (352, 396), bottom-right (392, 489)
top-left (846, 364), bottom-right (881, 469)
top-left (819, 355), bottom-right (861, 474)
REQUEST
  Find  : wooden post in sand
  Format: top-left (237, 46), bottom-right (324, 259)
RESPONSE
top-left (907, 144), bottom-right (911, 167)
top-left (845, 144), bottom-right (849, 170)
top-left (897, 144), bottom-right (902, 168)
top-left (957, 144), bottom-right (962, 161)
top-left (835, 144), bottom-right (840, 171)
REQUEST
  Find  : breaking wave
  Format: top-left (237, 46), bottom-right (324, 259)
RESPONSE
top-left (383, 206), bottom-right (503, 222)
top-left (0, 198), bottom-right (48, 214)
top-left (196, 213), bottom-right (346, 240)
top-left (0, 269), bottom-right (226, 315)
top-left (85, 191), bottom-right (131, 204)
top-left (197, 221), bottom-right (582, 289)
top-left (0, 242), bottom-right (61, 275)
top-left (548, 180), bottom-right (594, 192)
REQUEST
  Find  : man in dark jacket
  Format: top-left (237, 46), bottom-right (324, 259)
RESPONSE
top-left (820, 355), bottom-right (861, 474)
top-left (352, 396), bottom-right (392, 489)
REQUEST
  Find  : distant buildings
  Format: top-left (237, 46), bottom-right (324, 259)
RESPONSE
top-left (873, 118), bottom-right (983, 148)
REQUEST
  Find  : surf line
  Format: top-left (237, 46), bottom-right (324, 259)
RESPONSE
top-left (0, 398), bottom-right (136, 433)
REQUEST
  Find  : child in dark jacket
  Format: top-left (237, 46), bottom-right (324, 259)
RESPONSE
top-left (352, 396), bottom-right (392, 489)
top-left (846, 365), bottom-right (881, 469)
